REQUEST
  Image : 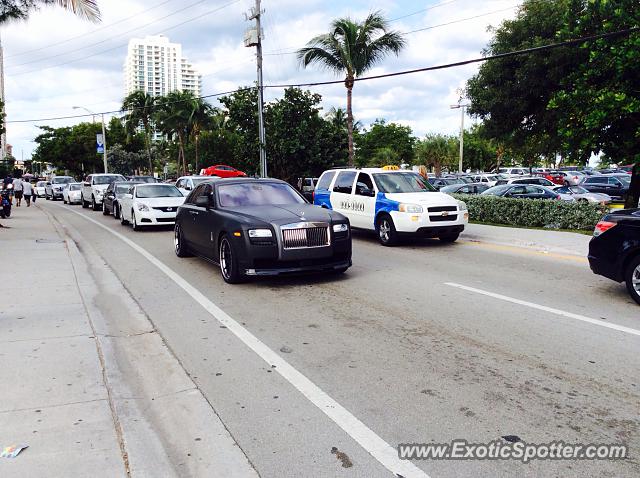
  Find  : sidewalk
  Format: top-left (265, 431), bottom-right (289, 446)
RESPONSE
top-left (461, 222), bottom-right (592, 257)
top-left (0, 204), bottom-right (257, 477)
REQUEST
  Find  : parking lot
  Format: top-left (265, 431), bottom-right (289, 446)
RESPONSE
top-left (20, 199), bottom-right (639, 477)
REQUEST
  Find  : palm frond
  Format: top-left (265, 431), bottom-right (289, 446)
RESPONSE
top-left (55, 0), bottom-right (100, 22)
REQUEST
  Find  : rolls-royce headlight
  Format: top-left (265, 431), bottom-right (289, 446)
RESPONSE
top-left (333, 223), bottom-right (349, 233)
top-left (399, 203), bottom-right (423, 213)
top-left (248, 229), bottom-right (272, 238)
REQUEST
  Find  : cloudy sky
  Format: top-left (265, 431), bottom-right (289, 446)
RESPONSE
top-left (2, 0), bottom-right (522, 159)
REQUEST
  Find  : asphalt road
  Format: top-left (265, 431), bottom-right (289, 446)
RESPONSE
top-left (39, 199), bottom-right (640, 478)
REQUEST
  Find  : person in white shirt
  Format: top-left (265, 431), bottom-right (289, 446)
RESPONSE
top-left (22, 180), bottom-right (33, 206)
top-left (13, 177), bottom-right (23, 207)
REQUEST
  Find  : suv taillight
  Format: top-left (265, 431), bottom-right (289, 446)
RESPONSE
top-left (593, 220), bottom-right (617, 237)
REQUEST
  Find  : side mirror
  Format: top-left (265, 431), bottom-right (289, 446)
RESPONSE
top-left (46, 182), bottom-right (51, 186)
top-left (195, 194), bottom-right (213, 208)
top-left (185, 185), bottom-right (192, 191)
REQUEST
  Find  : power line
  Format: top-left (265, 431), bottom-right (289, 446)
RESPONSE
top-left (7, 26), bottom-right (638, 124)
top-left (5, 0), bottom-right (173, 60)
top-left (389, 0), bottom-right (462, 22)
top-left (7, 0), bottom-right (241, 76)
top-left (404, 5), bottom-right (517, 34)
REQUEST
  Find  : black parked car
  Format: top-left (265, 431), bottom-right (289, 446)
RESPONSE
top-left (174, 178), bottom-right (352, 283)
top-left (581, 174), bottom-right (630, 201)
top-left (102, 181), bottom-right (142, 218)
top-left (588, 209), bottom-right (640, 305)
top-left (428, 177), bottom-right (465, 190)
top-left (439, 183), bottom-right (489, 194)
top-left (481, 184), bottom-right (562, 200)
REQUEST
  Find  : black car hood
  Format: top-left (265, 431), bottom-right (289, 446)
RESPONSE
top-left (225, 204), bottom-right (342, 224)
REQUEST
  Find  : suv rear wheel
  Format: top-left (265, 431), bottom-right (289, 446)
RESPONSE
top-left (625, 256), bottom-right (640, 305)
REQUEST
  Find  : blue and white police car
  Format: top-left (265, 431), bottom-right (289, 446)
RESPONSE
top-left (313, 168), bottom-right (468, 246)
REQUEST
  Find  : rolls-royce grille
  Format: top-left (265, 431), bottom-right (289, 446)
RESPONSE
top-left (282, 224), bottom-right (329, 249)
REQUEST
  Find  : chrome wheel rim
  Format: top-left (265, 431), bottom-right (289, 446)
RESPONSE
top-left (633, 264), bottom-right (640, 294)
top-left (220, 239), bottom-right (232, 279)
top-left (379, 220), bottom-right (390, 242)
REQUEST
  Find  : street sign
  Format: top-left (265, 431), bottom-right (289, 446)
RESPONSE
top-left (96, 134), bottom-right (104, 154)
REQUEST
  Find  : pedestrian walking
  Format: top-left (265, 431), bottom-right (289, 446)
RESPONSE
top-left (22, 180), bottom-right (33, 207)
top-left (31, 182), bottom-right (37, 204)
top-left (13, 177), bottom-right (23, 207)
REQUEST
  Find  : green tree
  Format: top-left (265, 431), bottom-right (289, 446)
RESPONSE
top-left (466, 0), bottom-right (573, 161)
top-left (122, 90), bottom-right (156, 173)
top-left (297, 11), bottom-right (405, 166)
top-left (355, 119), bottom-right (415, 167)
top-left (1, 0), bottom-right (100, 23)
top-left (187, 97), bottom-right (212, 173)
top-left (32, 122), bottom-right (104, 178)
top-left (154, 91), bottom-right (195, 176)
top-left (414, 134), bottom-right (458, 177)
top-left (218, 87), bottom-right (349, 180)
top-left (107, 144), bottom-right (146, 175)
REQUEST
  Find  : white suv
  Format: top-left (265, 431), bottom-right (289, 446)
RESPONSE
top-left (314, 168), bottom-right (468, 246)
top-left (81, 173), bottom-right (126, 210)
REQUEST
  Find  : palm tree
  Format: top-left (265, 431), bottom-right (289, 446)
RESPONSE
top-left (297, 11), bottom-right (405, 166)
top-left (154, 91), bottom-right (194, 176)
top-left (122, 91), bottom-right (156, 173)
top-left (187, 97), bottom-right (212, 173)
top-left (1, 0), bottom-right (100, 23)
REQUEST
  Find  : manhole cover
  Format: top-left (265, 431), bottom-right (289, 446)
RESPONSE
top-left (35, 238), bottom-right (64, 244)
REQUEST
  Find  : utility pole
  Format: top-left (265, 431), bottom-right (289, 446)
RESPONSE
top-left (450, 103), bottom-right (469, 173)
top-left (244, 0), bottom-right (267, 177)
top-left (0, 33), bottom-right (6, 164)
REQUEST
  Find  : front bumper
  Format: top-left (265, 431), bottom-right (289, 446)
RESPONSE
top-left (68, 193), bottom-right (81, 203)
top-left (52, 189), bottom-right (65, 198)
top-left (137, 210), bottom-right (177, 226)
top-left (390, 209), bottom-right (468, 234)
top-left (234, 228), bottom-right (352, 276)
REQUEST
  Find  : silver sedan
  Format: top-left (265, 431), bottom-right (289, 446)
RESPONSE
top-left (552, 185), bottom-right (612, 204)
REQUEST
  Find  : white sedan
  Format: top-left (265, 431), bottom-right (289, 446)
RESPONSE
top-left (35, 181), bottom-right (47, 197)
top-left (63, 182), bottom-right (83, 204)
top-left (119, 183), bottom-right (186, 231)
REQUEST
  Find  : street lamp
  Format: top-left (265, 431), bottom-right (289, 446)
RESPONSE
top-left (73, 106), bottom-right (108, 173)
top-left (450, 103), bottom-right (469, 173)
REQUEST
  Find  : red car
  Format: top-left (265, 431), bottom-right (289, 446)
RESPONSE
top-left (544, 171), bottom-right (566, 185)
top-left (203, 165), bottom-right (247, 178)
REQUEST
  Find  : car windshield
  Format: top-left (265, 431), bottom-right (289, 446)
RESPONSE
top-left (373, 172), bottom-right (435, 193)
top-left (191, 178), bottom-right (210, 186)
top-left (136, 184), bottom-right (183, 198)
top-left (617, 175), bottom-right (631, 184)
top-left (218, 182), bottom-right (305, 207)
top-left (440, 185), bottom-right (461, 193)
top-left (94, 175), bottom-right (124, 185)
top-left (69, 184), bottom-right (82, 191)
top-left (482, 185), bottom-right (511, 196)
top-left (52, 177), bottom-right (73, 184)
top-left (37, 181), bottom-right (46, 187)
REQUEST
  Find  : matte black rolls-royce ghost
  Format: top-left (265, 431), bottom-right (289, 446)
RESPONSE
top-left (174, 178), bottom-right (352, 283)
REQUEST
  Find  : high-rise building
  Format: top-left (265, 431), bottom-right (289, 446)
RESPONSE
top-left (124, 35), bottom-right (202, 98)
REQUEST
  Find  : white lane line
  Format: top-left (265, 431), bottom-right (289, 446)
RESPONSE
top-left (52, 203), bottom-right (429, 478)
top-left (445, 282), bottom-right (640, 338)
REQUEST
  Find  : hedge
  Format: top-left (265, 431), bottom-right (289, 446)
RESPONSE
top-left (450, 194), bottom-right (607, 231)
